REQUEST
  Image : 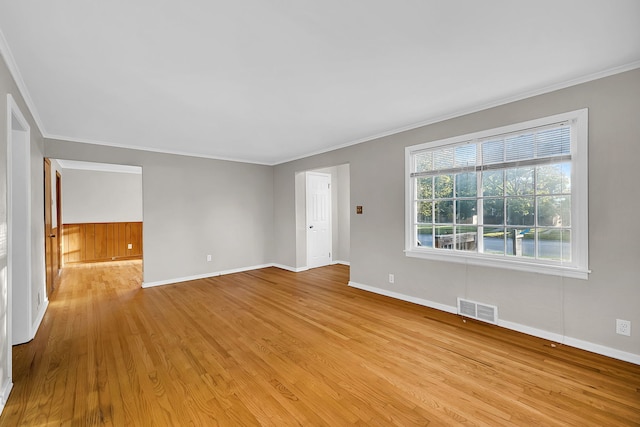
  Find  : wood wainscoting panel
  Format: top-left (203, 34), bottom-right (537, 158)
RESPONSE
top-left (63, 222), bottom-right (142, 264)
top-left (64, 224), bottom-right (82, 263)
top-left (84, 224), bottom-right (96, 261)
top-left (93, 223), bottom-right (107, 260)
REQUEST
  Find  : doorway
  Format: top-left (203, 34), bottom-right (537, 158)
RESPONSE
top-left (44, 159), bottom-right (54, 296)
top-left (295, 164), bottom-right (350, 271)
top-left (44, 161), bottom-right (63, 295)
top-left (51, 160), bottom-right (143, 266)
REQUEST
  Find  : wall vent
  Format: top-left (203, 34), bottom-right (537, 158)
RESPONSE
top-left (457, 298), bottom-right (498, 324)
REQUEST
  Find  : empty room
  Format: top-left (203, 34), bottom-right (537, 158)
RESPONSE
top-left (0, 1), bottom-right (639, 425)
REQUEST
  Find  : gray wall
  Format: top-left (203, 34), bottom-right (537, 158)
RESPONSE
top-left (0, 53), bottom-right (46, 405)
top-left (61, 168), bottom-right (143, 224)
top-left (337, 164), bottom-right (350, 263)
top-left (274, 69), bottom-right (640, 357)
top-left (43, 142), bottom-right (275, 285)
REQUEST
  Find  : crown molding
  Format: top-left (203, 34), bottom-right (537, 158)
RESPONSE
top-left (36, 60), bottom-right (640, 166)
top-left (55, 159), bottom-right (142, 174)
top-left (2, 21), bottom-right (638, 168)
top-left (274, 60), bottom-right (640, 165)
top-left (45, 133), bottom-right (273, 166)
top-left (42, 61), bottom-right (640, 166)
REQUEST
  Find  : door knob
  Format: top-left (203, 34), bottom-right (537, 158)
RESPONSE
top-left (309, 225), bottom-right (314, 229)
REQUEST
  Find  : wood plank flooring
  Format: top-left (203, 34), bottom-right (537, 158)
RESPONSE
top-left (2, 260), bottom-right (639, 426)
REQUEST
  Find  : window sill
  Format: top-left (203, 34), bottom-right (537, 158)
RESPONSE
top-left (405, 248), bottom-right (590, 280)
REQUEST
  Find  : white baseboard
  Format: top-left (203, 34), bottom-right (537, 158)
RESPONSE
top-left (0, 380), bottom-right (13, 416)
top-left (142, 263), bottom-right (273, 288)
top-left (13, 298), bottom-right (50, 345)
top-left (562, 336), bottom-right (640, 365)
top-left (142, 260), bottom-right (350, 287)
top-left (143, 271), bottom-right (222, 288)
top-left (348, 281), bottom-right (640, 365)
top-left (348, 281), bottom-right (457, 314)
top-left (30, 299), bottom-right (49, 341)
top-left (274, 262), bottom-right (349, 272)
top-left (497, 319), bottom-right (565, 343)
top-left (271, 264), bottom-right (309, 273)
top-left (499, 319), bottom-right (640, 365)
top-left (216, 264), bottom-right (273, 277)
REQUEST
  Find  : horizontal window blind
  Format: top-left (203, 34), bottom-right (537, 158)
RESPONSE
top-left (411, 122), bottom-right (571, 178)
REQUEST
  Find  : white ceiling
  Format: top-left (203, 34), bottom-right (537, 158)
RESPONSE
top-left (1, 1), bottom-right (639, 165)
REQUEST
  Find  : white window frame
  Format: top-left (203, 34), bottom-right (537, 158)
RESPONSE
top-left (405, 109), bottom-right (589, 280)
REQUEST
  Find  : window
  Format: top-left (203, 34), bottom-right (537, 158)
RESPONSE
top-left (405, 109), bottom-right (589, 279)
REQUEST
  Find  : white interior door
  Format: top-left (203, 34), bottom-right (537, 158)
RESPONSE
top-left (306, 172), bottom-right (331, 269)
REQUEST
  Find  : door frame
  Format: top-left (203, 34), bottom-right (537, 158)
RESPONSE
top-left (55, 171), bottom-right (62, 272)
top-left (294, 164), bottom-right (350, 271)
top-left (306, 171), bottom-right (332, 269)
top-left (44, 158), bottom-right (53, 296)
top-left (5, 94), bottom-right (31, 403)
top-left (7, 94), bottom-right (32, 348)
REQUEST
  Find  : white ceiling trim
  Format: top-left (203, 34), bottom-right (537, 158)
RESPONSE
top-left (3, 22), bottom-right (639, 167)
top-left (45, 133), bottom-right (273, 166)
top-left (32, 60), bottom-right (640, 166)
top-left (46, 58), bottom-right (640, 167)
top-left (56, 159), bottom-right (142, 174)
top-left (0, 26), bottom-right (46, 136)
top-left (277, 60), bottom-right (640, 165)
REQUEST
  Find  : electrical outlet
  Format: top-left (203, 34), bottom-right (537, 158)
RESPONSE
top-left (388, 274), bottom-right (394, 284)
top-left (127, 243), bottom-right (133, 250)
top-left (207, 254), bottom-right (212, 262)
top-left (616, 319), bottom-right (631, 336)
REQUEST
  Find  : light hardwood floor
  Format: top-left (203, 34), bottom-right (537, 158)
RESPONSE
top-left (2, 261), bottom-right (639, 426)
